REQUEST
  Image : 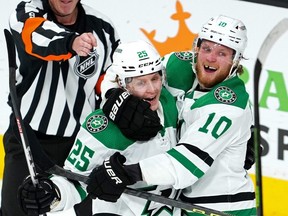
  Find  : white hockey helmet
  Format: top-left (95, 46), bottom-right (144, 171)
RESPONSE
top-left (108, 40), bottom-right (163, 88)
top-left (196, 15), bottom-right (248, 64)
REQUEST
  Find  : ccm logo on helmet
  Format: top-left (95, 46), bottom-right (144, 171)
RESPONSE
top-left (109, 91), bottom-right (130, 120)
top-left (139, 61), bottom-right (154, 68)
top-left (104, 159), bottom-right (123, 184)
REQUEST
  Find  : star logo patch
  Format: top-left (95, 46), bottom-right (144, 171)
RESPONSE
top-left (214, 86), bottom-right (237, 104)
top-left (86, 115), bottom-right (108, 133)
top-left (175, 51), bottom-right (193, 60)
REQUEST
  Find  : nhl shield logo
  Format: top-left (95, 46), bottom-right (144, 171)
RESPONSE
top-left (74, 49), bottom-right (99, 79)
top-left (86, 115), bottom-right (108, 133)
top-left (214, 86), bottom-right (237, 104)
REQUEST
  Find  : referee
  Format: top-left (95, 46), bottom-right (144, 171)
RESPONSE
top-left (1, 0), bottom-right (120, 215)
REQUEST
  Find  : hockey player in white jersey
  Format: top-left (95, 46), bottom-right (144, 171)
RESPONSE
top-left (87, 15), bottom-right (257, 216)
top-left (17, 40), bottom-right (179, 216)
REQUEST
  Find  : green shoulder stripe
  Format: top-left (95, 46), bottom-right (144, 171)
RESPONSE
top-left (165, 52), bottom-right (196, 93)
top-left (160, 87), bottom-right (178, 129)
top-left (191, 76), bottom-right (249, 110)
top-left (82, 110), bottom-right (134, 150)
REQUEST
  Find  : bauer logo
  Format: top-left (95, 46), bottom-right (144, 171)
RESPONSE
top-left (214, 86), bottom-right (237, 104)
top-left (74, 49), bottom-right (99, 79)
top-left (104, 159), bottom-right (123, 184)
top-left (109, 91), bottom-right (130, 120)
top-left (86, 115), bottom-right (108, 133)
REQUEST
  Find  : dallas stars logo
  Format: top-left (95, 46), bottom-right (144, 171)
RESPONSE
top-left (86, 115), bottom-right (108, 133)
top-left (175, 51), bottom-right (193, 60)
top-left (214, 86), bottom-right (237, 104)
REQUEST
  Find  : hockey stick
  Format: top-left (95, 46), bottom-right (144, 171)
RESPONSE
top-left (253, 18), bottom-right (288, 216)
top-left (3, 29), bottom-right (230, 216)
top-left (4, 29), bottom-right (38, 184)
top-left (50, 170), bottom-right (232, 215)
top-left (4, 29), bottom-right (47, 216)
top-left (24, 117), bottom-right (231, 216)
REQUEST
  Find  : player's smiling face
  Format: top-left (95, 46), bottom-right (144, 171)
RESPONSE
top-left (126, 72), bottom-right (162, 111)
top-left (196, 40), bottom-right (234, 89)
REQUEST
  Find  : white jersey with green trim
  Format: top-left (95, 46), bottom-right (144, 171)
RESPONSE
top-left (139, 76), bottom-right (256, 215)
top-left (49, 87), bottom-right (179, 216)
top-left (99, 51), bottom-right (256, 215)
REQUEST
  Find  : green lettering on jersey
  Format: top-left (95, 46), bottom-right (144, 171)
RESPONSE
top-left (67, 139), bottom-right (95, 171)
top-left (199, 113), bottom-right (232, 139)
top-left (199, 113), bottom-right (215, 134)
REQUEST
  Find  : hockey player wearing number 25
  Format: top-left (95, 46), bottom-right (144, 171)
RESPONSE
top-left (18, 40), bottom-right (179, 215)
top-left (89, 15), bottom-right (257, 215)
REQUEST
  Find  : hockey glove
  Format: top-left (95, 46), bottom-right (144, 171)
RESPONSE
top-left (103, 88), bottom-right (163, 141)
top-left (244, 127), bottom-right (263, 170)
top-left (18, 175), bottom-right (61, 216)
top-left (87, 152), bottom-right (141, 202)
top-left (244, 135), bottom-right (255, 170)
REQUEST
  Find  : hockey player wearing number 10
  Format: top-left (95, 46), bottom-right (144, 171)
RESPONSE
top-left (89, 15), bottom-right (257, 215)
top-left (17, 40), bottom-right (179, 215)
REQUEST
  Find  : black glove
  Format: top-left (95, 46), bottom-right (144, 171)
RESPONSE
top-left (103, 88), bottom-right (163, 141)
top-left (244, 135), bottom-right (255, 170)
top-left (244, 127), bottom-right (263, 170)
top-left (87, 152), bottom-right (140, 202)
top-left (18, 175), bottom-right (61, 216)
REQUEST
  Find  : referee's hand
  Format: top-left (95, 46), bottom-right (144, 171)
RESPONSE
top-left (72, 32), bottom-right (97, 56)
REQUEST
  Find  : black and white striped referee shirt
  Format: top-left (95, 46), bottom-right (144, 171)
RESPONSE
top-left (9, 0), bottom-right (120, 137)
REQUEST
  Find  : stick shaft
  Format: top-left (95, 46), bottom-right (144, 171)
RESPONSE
top-left (4, 29), bottom-right (39, 185)
top-left (253, 18), bottom-right (288, 216)
top-left (47, 165), bottom-right (231, 216)
top-left (4, 29), bottom-right (46, 216)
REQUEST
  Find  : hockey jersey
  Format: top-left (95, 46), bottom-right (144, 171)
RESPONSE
top-left (139, 73), bottom-right (256, 215)
top-left (50, 87), bottom-right (179, 216)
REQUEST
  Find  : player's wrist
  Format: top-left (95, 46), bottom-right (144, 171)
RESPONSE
top-left (125, 163), bottom-right (142, 182)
